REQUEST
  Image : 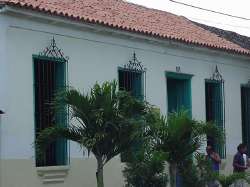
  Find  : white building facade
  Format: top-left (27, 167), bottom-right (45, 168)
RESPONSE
top-left (1, 2), bottom-right (250, 187)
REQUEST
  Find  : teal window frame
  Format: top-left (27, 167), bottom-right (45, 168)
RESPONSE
top-left (165, 71), bottom-right (193, 116)
top-left (118, 67), bottom-right (145, 162)
top-left (118, 67), bottom-right (145, 100)
top-left (166, 71), bottom-right (193, 187)
top-left (33, 55), bottom-right (68, 166)
top-left (205, 79), bottom-right (226, 159)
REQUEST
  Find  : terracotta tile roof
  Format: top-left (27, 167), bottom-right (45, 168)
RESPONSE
top-left (193, 21), bottom-right (250, 51)
top-left (1, 0), bottom-right (250, 56)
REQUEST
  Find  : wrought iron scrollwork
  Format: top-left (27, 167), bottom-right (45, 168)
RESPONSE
top-left (210, 65), bottom-right (224, 82)
top-left (39, 37), bottom-right (69, 61)
top-left (119, 52), bottom-right (147, 100)
top-left (124, 52), bottom-right (146, 72)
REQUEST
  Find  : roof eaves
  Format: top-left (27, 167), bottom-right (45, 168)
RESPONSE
top-left (2, 1), bottom-right (250, 57)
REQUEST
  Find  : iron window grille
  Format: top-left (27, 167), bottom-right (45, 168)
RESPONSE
top-left (118, 52), bottom-right (146, 100)
top-left (118, 52), bottom-right (146, 162)
top-left (205, 65), bottom-right (226, 159)
top-left (34, 37), bottom-right (69, 166)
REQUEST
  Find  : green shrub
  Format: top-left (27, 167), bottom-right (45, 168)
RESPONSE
top-left (123, 149), bottom-right (168, 187)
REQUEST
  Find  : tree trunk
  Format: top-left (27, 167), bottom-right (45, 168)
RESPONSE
top-left (96, 157), bottom-right (104, 187)
top-left (169, 163), bottom-right (177, 187)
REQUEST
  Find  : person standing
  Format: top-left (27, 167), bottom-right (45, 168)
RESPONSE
top-left (206, 145), bottom-right (221, 187)
top-left (233, 143), bottom-right (248, 187)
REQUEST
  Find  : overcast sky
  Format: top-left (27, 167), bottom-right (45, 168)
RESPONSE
top-left (127, 0), bottom-right (250, 37)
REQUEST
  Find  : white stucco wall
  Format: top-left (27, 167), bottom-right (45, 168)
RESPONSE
top-left (1, 11), bottom-right (250, 187)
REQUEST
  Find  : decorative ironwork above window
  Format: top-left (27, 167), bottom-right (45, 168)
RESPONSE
top-left (38, 37), bottom-right (69, 61)
top-left (209, 65), bottom-right (224, 82)
top-left (118, 52), bottom-right (147, 101)
top-left (123, 52), bottom-right (146, 72)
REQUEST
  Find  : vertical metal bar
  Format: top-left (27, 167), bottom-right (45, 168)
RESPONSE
top-left (127, 70), bottom-right (130, 92)
top-left (66, 61), bottom-right (69, 165)
top-left (41, 61), bottom-right (45, 165)
top-left (129, 71), bottom-right (132, 93)
top-left (222, 81), bottom-right (226, 158)
top-left (144, 71), bottom-right (146, 100)
top-left (48, 61), bottom-right (52, 165)
top-left (132, 70), bottom-right (135, 97)
top-left (53, 61), bottom-right (57, 165)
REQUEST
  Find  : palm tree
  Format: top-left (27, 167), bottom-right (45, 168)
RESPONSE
top-left (149, 110), bottom-right (223, 187)
top-left (35, 81), bottom-right (147, 187)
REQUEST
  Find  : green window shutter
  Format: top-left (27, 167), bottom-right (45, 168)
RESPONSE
top-left (205, 81), bottom-right (226, 158)
top-left (241, 86), bottom-right (250, 156)
top-left (118, 69), bottom-right (144, 162)
top-left (167, 78), bottom-right (192, 116)
top-left (34, 57), bottom-right (68, 166)
top-left (166, 75), bottom-right (192, 187)
top-left (55, 62), bottom-right (67, 165)
top-left (118, 69), bottom-right (144, 100)
top-left (132, 72), bottom-right (143, 100)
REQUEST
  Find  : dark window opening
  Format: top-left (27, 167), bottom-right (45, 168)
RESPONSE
top-left (34, 58), bottom-right (67, 166)
top-left (205, 81), bottom-right (226, 158)
top-left (241, 86), bottom-right (250, 156)
top-left (118, 69), bottom-right (144, 162)
top-left (118, 69), bottom-right (144, 100)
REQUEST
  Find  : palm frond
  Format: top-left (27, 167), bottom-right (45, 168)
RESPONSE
top-left (35, 126), bottom-right (84, 159)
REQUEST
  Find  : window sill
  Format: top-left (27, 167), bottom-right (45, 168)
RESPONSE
top-left (37, 165), bottom-right (70, 184)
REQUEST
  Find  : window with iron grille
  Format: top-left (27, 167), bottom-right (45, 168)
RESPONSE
top-left (34, 57), bottom-right (68, 166)
top-left (33, 38), bottom-right (69, 166)
top-left (118, 52), bottom-right (146, 162)
top-left (241, 85), bottom-right (250, 156)
top-left (205, 80), bottom-right (226, 158)
top-left (118, 69), bottom-right (144, 100)
top-left (205, 66), bottom-right (226, 159)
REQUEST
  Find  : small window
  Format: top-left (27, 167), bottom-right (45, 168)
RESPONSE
top-left (34, 57), bottom-right (67, 166)
top-left (118, 69), bottom-right (144, 100)
top-left (205, 80), bottom-right (226, 158)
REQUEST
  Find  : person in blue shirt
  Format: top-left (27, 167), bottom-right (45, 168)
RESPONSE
top-left (206, 145), bottom-right (221, 187)
top-left (233, 143), bottom-right (249, 187)
top-left (233, 143), bottom-right (248, 173)
top-left (206, 145), bottom-right (221, 172)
